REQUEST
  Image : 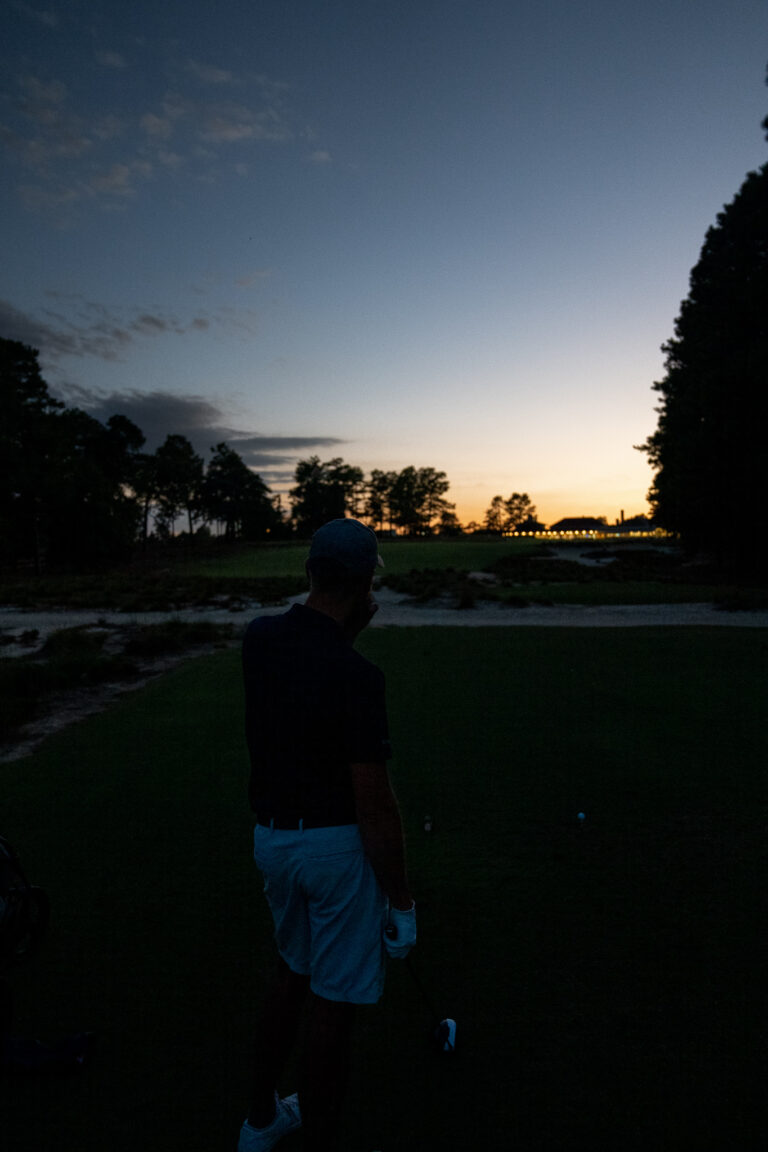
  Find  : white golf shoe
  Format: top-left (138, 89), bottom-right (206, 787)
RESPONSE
top-left (238, 1093), bottom-right (302, 1151)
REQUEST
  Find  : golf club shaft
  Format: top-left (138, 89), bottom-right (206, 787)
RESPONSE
top-left (386, 921), bottom-right (441, 1023)
top-left (403, 955), bottom-right (441, 1024)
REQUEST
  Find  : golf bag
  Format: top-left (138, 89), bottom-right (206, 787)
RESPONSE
top-left (0, 835), bottom-right (50, 973)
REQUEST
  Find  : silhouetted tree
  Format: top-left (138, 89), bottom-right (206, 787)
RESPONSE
top-left (154, 434), bottom-right (204, 537)
top-left (0, 338), bottom-right (63, 570)
top-left (43, 406), bottom-right (143, 568)
top-left (388, 466), bottom-right (453, 535)
top-left (202, 442), bottom-right (279, 539)
top-left (130, 451), bottom-right (159, 549)
top-left (0, 338), bottom-right (142, 569)
top-left (640, 96), bottom-right (768, 564)
top-left (483, 491), bottom-right (539, 533)
top-left (503, 492), bottom-right (537, 532)
top-left (483, 495), bottom-right (505, 534)
top-left (290, 456), bottom-right (365, 535)
top-left (437, 508), bottom-right (463, 536)
top-left (365, 469), bottom-right (398, 532)
top-left (420, 467), bottom-right (455, 530)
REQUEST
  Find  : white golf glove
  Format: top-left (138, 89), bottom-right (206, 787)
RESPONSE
top-left (384, 902), bottom-right (416, 958)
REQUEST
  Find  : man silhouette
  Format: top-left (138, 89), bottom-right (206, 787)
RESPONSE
top-left (239, 519), bottom-right (416, 1152)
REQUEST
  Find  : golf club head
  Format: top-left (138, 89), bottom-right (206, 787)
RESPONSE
top-left (433, 1017), bottom-right (456, 1052)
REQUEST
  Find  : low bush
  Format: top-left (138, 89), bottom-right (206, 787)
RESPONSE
top-left (0, 572), bottom-right (306, 612)
top-left (380, 568), bottom-right (482, 609)
top-left (0, 620), bottom-right (236, 747)
top-left (122, 620), bottom-right (234, 659)
top-left (40, 626), bottom-right (107, 659)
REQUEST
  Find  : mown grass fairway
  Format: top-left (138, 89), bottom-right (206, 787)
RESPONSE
top-left (184, 537), bottom-right (541, 578)
top-left (2, 627), bottom-right (766, 1150)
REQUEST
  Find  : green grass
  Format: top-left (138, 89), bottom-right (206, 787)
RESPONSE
top-left (2, 628), bottom-right (767, 1149)
top-left (183, 537), bottom-right (542, 578)
top-left (493, 580), bottom-right (733, 606)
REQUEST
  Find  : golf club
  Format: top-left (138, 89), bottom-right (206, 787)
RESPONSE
top-left (386, 924), bottom-right (456, 1052)
top-left (405, 957), bottom-right (456, 1052)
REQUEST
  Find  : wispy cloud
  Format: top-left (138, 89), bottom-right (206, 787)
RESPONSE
top-left (0, 297), bottom-right (237, 364)
top-left (20, 75), bottom-right (68, 113)
top-left (198, 101), bottom-right (290, 144)
top-left (51, 385), bottom-right (346, 472)
top-left (140, 112), bottom-right (174, 139)
top-left (92, 115), bottom-right (124, 141)
top-left (96, 51), bottom-right (127, 70)
top-left (91, 160), bottom-right (152, 197)
top-left (1, 75), bottom-right (149, 208)
top-left (1, 56), bottom-right (294, 218)
top-left (0, 298), bottom-right (345, 478)
top-left (59, 387), bottom-right (229, 448)
top-left (229, 435), bottom-right (346, 470)
top-left (0, 298), bottom-right (130, 360)
top-left (186, 60), bottom-right (235, 86)
top-left (14, 3), bottom-right (58, 29)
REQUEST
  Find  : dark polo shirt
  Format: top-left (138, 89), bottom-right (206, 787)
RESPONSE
top-left (242, 603), bottom-right (392, 826)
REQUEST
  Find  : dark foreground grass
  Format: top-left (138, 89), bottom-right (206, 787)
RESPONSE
top-left (2, 628), bottom-right (767, 1150)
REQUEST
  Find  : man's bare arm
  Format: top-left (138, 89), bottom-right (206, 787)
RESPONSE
top-left (351, 762), bottom-right (413, 910)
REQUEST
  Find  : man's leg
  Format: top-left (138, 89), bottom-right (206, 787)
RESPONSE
top-left (248, 958), bottom-right (310, 1128)
top-left (300, 993), bottom-right (356, 1152)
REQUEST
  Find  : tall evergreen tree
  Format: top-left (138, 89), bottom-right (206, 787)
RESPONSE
top-left (44, 406), bottom-right (143, 568)
top-left (0, 338), bottom-right (143, 569)
top-left (153, 434), bottom-right (204, 537)
top-left (0, 338), bottom-right (63, 570)
top-left (640, 97), bottom-right (768, 564)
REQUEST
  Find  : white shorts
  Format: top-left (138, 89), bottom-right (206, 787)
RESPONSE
top-left (253, 823), bottom-right (387, 1005)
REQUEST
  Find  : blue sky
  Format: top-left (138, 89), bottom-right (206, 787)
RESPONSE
top-left (2, 0), bottom-right (766, 525)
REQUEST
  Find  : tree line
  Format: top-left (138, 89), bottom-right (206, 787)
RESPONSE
top-left (2, 338), bottom-right (513, 572)
top-left (291, 457), bottom-right (460, 537)
top-left (481, 492), bottom-right (542, 534)
top-left (0, 338), bottom-right (290, 570)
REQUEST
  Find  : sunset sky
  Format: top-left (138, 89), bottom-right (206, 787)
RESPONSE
top-left (2, 0), bottom-right (766, 526)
